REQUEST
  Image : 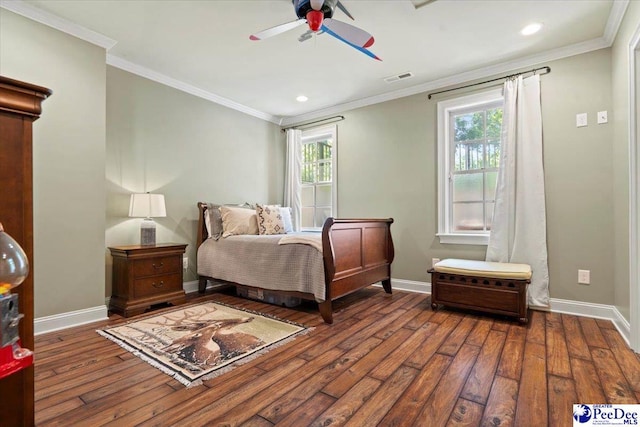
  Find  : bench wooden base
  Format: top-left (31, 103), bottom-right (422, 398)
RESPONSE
top-left (428, 269), bottom-right (529, 324)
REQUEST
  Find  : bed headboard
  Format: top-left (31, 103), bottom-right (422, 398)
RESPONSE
top-left (197, 202), bottom-right (208, 247)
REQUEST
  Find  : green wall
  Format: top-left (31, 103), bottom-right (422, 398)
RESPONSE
top-left (335, 48), bottom-right (616, 306)
top-left (105, 67), bottom-right (282, 295)
top-left (2, 5), bottom-right (634, 323)
top-left (611, 2), bottom-right (640, 323)
top-left (0, 10), bottom-right (107, 317)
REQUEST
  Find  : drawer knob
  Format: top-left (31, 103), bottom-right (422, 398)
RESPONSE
top-left (152, 262), bottom-right (164, 269)
top-left (152, 281), bottom-right (164, 288)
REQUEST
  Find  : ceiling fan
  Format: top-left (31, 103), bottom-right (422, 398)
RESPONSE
top-left (250, 0), bottom-right (381, 61)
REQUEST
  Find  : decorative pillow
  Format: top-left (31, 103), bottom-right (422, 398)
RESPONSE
top-left (280, 207), bottom-right (293, 233)
top-left (256, 204), bottom-right (286, 235)
top-left (205, 204), bottom-right (223, 240)
top-left (220, 205), bottom-right (259, 237)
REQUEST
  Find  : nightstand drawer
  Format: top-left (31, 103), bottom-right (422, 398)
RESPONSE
top-left (133, 256), bottom-right (181, 278)
top-left (134, 273), bottom-right (182, 298)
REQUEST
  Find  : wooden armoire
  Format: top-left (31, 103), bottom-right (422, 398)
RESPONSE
top-left (0, 76), bottom-right (52, 426)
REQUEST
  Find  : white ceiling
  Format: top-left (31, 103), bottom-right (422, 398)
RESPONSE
top-left (3, 0), bottom-right (626, 125)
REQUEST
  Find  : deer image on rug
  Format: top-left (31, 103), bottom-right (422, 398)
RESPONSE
top-left (160, 307), bottom-right (264, 366)
top-left (98, 302), bottom-right (307, 386)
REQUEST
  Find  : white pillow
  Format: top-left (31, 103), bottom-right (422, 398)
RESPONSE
top-left (220, 206), bottom-right (259, 237)
top-left (280, 207), bottom-right (293, 233)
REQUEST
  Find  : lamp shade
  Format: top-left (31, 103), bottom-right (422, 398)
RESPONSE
top-left (129, 193), bottom-right (166, 218)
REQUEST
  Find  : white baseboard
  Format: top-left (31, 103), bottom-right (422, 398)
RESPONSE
top-left (34, 305), bottom-right (108, 336)
top-left (183, 279), bottom-right (201, 294)
top-left (384, 279), bottom-right (633, 346)
top-left (372, 278), bottom-right (431, 294)
top-left (549, 297), bottom-right (631, 345)
top-left (33, 280), bottom-right (633, 347)
top-left (183, 279), bottom-right (230, 294)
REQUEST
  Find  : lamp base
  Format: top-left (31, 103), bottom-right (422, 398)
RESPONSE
top-left (140, 218), bottom-right (156, 246)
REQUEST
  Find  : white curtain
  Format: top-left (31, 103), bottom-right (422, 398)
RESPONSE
top-left (486, 74), bottom-right (549, 308)
top-left (284, 129), bottom-right (302, 231)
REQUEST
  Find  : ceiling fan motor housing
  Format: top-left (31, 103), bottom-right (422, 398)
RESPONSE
top-left (295, 0), bottom-right (337, 20)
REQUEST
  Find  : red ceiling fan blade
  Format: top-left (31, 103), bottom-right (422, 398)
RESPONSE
top-left (250, 19), bottom-right (307, 41)
top-left (322, 18), bottom-right (374, 48)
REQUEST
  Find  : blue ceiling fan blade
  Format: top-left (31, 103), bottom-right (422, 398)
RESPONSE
top-left (321, 23), bottom-right (381, 61)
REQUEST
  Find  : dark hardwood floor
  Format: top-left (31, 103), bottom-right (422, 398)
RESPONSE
top-left (34, 287), bottom-right (640, 426)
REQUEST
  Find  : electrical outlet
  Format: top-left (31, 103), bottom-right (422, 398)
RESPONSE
top-left (578, 269), bottom-right (590, 285)
top-left (183, 256), bottom-right (188, 269)
top-left (432, 258), bottom-right (440, 269)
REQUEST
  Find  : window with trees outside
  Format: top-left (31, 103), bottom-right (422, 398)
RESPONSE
top-left (301, 125), bottom-right (337, 230)
top-left (437, 88), bottom-right (504, 245)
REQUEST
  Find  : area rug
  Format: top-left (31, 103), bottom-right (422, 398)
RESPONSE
top-left (97, 301), bottom-right (308, 387)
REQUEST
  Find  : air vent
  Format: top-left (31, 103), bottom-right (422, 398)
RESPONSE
top-left (384, 72), bottom-right (414, 84)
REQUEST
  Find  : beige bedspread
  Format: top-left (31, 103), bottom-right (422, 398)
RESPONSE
top-left (197, 234), bottom-right (326, 301)
top-left (278, 233), bottom-right (322, 252)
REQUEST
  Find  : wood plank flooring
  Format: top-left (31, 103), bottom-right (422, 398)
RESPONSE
top-left (34, 288), bottom-right (640, 426)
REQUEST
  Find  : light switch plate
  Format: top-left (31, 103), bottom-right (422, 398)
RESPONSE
top-left (597, 111), bottom-right (608, 124)
top-left (576, 113), bottom-right (588, 127)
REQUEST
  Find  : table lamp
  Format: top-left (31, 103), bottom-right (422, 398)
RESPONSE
top-left (129, 193), bottom-right (166, 246)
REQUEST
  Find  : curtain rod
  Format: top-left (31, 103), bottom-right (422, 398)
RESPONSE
top-left (427, 66), bottom-right (551, 100)
top-left (281, 115), bottom-right (345, 132)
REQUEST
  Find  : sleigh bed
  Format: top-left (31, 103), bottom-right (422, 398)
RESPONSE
top-left (196, 202), bottom-right (394, 324)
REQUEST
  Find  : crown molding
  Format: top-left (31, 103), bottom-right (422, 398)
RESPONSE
top-left (0, 0), bottom-right (117, 49)
top-left (106, 55), bottom-right (281, 124)
top-left (2, 0), bottom-right (627, 127)
top-left (280, 36), bottom-right (611, 126)
top-left (604, 0), bottom-right (630, 45)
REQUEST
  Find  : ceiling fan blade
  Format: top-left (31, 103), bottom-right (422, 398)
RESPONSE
top-left (323, 18), bottom-right (374, 48)
top-left (411, 0), bottom-right (438, 9)
top-left (321, 23), bottom-right (381, 61)
top-left (310, 0), bottom-right (324, 11)
top-left (336, 1), bottom-right (354, 20)
top-left (250, 19), bottom-right (306, 41)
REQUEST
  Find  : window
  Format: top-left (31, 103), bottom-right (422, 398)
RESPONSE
top-left (437, 89), bottom-right (503, 245)
top-left (300, 125), bottom-right (337, 230)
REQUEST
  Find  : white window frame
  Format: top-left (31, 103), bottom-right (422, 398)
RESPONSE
top-left (437, 88), bottom-right (503, 245)
top-left (300, 124), bottom-right (337, 231)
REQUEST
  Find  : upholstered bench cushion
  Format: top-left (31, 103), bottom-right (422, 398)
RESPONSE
top-left (434, 258), bottom-right (532, 280)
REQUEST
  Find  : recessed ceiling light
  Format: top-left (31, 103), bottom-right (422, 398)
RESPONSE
top-left (296, 95), bottom-right (308, 102)
top-left (521, 23), bottom-right (542, 36)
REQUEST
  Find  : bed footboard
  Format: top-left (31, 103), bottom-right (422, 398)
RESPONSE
top-left (320, 217), bottom-right (395, 323)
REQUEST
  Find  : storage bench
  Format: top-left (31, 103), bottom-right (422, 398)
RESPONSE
top-left (428, 259), bottom-right (532, 324)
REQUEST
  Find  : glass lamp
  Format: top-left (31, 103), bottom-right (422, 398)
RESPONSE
top-left (129, 193), bottom-right (166, 246)
top-left (0, 222), bottom-right (33, 379)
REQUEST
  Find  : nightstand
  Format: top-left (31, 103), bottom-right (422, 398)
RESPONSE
top-left (108, 243), bottom-right (187, 317)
